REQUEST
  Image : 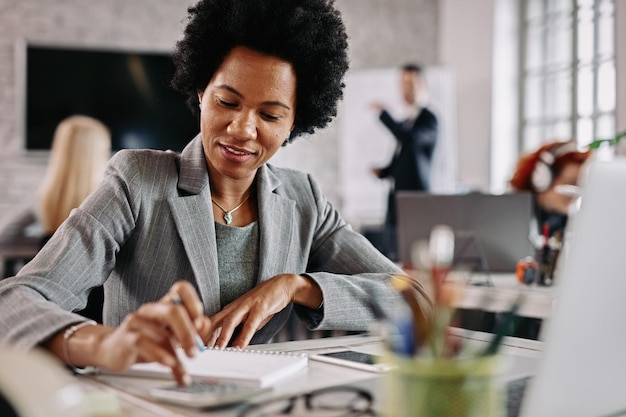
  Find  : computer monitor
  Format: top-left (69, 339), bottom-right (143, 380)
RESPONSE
top-left (519, 157), bottom-right (626, 417)
top-left (395, 192), bottom-right (533, 272)
top-left (24, 45), bottom-right (198, 152)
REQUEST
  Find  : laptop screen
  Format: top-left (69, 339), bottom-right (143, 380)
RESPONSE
top-left (395, 192), bottom-right (533, 272)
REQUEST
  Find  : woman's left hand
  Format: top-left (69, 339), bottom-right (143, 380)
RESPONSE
top-left (206, 274), bottom-right (322, 349)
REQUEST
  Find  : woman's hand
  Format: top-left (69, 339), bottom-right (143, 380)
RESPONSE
top-left (370, 102), bottom-right (385, 113)
top-left (207, 274), bottom-right (322, 349)
top-left (51, 281), bottom-right (211, 386)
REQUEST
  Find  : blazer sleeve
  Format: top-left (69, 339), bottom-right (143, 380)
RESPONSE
top-left (293, 174), bottom-right (433, 331)
top-left (0, 151), bottom-right (141, 349)
top-left (379, 109), bottom-right (438, 149)
top-left (379, 110), bottom-right (411, 144)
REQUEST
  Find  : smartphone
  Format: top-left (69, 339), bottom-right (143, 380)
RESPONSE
top-left (310, 350), bottom-right (395, 373)
top-left (150, 381), bottom-right (271, 408)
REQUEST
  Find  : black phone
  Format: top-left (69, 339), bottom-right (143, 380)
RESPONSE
top-left (310, 350), bottom-right (395, 373)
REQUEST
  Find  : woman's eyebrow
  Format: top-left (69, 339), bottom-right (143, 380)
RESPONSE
top-left (215, 84), bottom-right (243, 98)
top-left (215, 84), bottom-right (292, 110)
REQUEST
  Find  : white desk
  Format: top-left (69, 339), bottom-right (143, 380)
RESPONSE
top-left (80, 330), bottom-right (542, 417)
top-left (408, 269), bottom-right (556, 320)
top-left (450, 273), bottom-right (555, 320)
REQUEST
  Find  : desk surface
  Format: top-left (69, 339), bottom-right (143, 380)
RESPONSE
top-left (452, 274), bottom-right (555, 319)
top-left (80, 330), bottom-right (542, 417)
top-left (409, 269), bottom-right (556, 320)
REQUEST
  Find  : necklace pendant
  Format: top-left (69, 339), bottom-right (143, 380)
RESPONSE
top-left (224, 212), bottom-right (233, 225)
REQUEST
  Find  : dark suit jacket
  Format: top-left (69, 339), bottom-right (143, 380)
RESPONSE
top-left (0, 136), bottom-right (432, 349)
top-left (378, 107), bottom-right (438, 192)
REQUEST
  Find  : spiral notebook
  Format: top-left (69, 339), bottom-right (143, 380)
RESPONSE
top-left (120, 347), bottom-right (308, 388)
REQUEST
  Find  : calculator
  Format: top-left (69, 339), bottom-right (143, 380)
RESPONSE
top-left (149, 381), bottom-right (272, 408)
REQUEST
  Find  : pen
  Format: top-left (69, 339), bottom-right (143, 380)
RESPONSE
top-left (429, 225), bottom-right (455, 304)
top-left (389, 275), bottom-right (430, 355)
top-left (537, 222), bottom-right (550, 285)
top-left (428, 225), bottom-right (455, 359)
top-left (481, 294), bottom-right (524, 356)
top-left (171, 294), bottom-right (206, 352)
top-left (365, 297), bottom-right (414, 356)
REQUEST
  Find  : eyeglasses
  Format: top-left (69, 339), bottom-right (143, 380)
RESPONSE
top-left (238, 386), bottom-right (377, 417)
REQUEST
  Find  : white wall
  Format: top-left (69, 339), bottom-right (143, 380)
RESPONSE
top-left (490, 0), bottom-right (520, 193)
top-left (438, 0), bottom-right (495, 192)
top-left (616, 0), bottom-right (626, 150)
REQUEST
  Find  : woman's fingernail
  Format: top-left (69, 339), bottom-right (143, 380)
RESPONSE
top-left (164, 357), bottom-right (176, 367)
top-left (183, 374), bottom-right (192, 386)
top-left (195, 335), bottom-right (206, 352)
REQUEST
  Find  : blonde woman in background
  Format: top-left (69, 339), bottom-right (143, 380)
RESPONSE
top-left (37, 115), bottom-right (111, 323)
top-left (38, 115), bottom-right (111, 239)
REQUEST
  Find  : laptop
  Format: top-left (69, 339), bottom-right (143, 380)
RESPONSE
top-left (395, 192), bottom-right (533, 272)
top-left (518, 158), bottom-right (626, 417)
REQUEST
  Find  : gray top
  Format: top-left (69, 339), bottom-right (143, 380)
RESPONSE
top-left (215, 221), bottom-right (259, 308)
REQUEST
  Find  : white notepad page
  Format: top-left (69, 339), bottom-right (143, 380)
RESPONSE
top-left (122, 347), bottom-right (308, 388)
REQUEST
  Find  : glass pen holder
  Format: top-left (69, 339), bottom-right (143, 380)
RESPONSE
top-left (381, 352), bottom-right (507, 417)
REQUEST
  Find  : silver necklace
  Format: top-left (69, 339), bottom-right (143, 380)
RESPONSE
top-left (211, 192), bottom-right (252, 225)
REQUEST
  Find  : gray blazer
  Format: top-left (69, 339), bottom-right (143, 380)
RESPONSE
top-left (0, 136), bottom-right (430, 349)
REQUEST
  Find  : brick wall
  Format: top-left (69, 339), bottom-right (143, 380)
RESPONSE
top-left (0, 0), bottom-right (438, 231)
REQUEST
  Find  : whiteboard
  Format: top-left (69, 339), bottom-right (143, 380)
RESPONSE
top-left (338, 66), bottom-right (458, 229)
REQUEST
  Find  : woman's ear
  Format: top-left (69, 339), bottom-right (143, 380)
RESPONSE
top-left (197, 91), bottom-right (204, 108)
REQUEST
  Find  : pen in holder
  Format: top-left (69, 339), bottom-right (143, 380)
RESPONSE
top-left (381, 224), bottom-right (517, 417)
top-left (528, 222), bottom-right (564, 286)
top-left (544, 231), bottom-right (563, 284)
top-left (381, 293), bottom-right (521, 417)
top-left (532, 228), bottom-right (562, 286)
top-left (382, 353), bottom-right (507, 417)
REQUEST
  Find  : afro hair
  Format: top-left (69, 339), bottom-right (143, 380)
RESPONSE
top-left (170, 0), bottom-right (349, 143)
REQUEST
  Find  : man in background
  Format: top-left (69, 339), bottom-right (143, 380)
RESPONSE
top-left (371, 63), bottom-right (438, 260)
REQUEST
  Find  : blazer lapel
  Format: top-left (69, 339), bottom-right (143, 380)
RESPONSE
top-left (166, 137), bottom-right (295, 310)
top-left (167, 136), bottom-right (221, 313)
top-left (256, 165), bottom-right (295, 283)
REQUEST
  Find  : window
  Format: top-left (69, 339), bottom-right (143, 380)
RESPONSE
top-left (520, 0), bottom-right (615, 152)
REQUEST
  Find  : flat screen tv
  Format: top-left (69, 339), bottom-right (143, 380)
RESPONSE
top-left (25, 45), bottom-right (199, 152)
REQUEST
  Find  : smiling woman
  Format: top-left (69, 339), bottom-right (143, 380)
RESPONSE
top-left (197, 46), bottom-right (298, 211)
top-left (0, 0), bottom-right (432, 388)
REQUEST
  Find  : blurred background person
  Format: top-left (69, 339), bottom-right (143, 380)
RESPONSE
top-left (509, 140), bottom-right (591, 240)
top-left (507, 140), bottom-right (591, 339)
top-left (39, 115), bottom-right (111, 239)
top-left (370, 63), bottom-right (438, 260)
top-left (37, 114), bottom-right (112, 322)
